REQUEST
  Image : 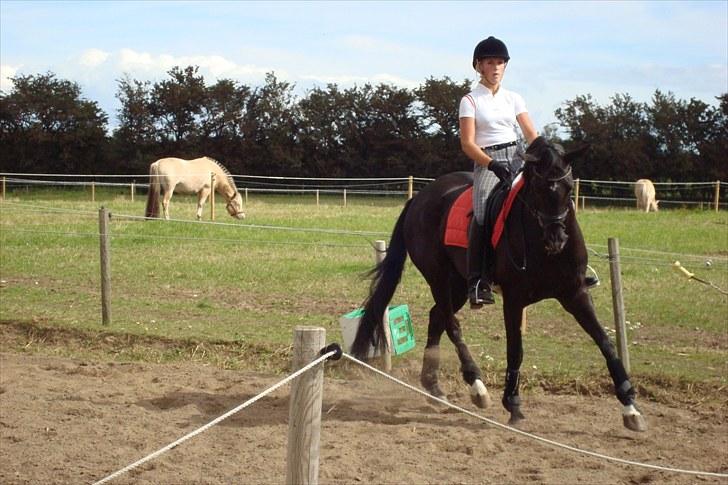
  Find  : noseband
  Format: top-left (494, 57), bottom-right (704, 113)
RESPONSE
top-left (226, 198), bottom-right (245, 217)
top-left (529, 165), bottom-right (572, 228)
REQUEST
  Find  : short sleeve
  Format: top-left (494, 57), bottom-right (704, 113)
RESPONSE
top-left (459, 94), bottom-right (475, 118)
top-left (513, 92), bottom-right (527, 115)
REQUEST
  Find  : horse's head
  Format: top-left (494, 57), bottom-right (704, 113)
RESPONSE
top-left (523, 136), bottom-right (589, 255)
top-left (226, 192), bottom-right (246, 219)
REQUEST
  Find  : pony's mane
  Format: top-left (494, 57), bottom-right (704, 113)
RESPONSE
top-left (206, 157), bottom-right (238, 194)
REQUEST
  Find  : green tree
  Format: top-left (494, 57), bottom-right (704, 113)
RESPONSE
top-left (150, 66), bottom-right (206, 152)
top-left (414, 76), bottom-right (472, 176)
top-left (242, 72), bottom-right (301, 175)
top-left (0, 72), bottom-right (108, 174)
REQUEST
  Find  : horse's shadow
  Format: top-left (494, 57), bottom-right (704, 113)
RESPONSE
top-left (135, 391), bottom-right (483, 430)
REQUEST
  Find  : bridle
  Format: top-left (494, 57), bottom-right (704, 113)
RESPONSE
top-left (527, 165), bottom-right (573, 228)
top-left (226, 193), bottom-right (246, 217)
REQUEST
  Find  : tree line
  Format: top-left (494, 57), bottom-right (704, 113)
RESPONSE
top-left (1, 66), bottom-right (725, 182)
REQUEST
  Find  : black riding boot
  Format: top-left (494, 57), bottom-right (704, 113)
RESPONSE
top-left (467, 219), bottom-right (495, 308)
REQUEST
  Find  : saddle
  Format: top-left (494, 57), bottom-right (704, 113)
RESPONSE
top-left (443, 173), bottom-right (526, 250)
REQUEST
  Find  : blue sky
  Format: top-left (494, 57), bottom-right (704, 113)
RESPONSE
top-left (1, 0), bottom-right (726, 132)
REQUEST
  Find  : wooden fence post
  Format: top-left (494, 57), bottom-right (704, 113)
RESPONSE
top-left (715, 180), bottom-right (720, 213)
top-left (408, 176), bottom-right (413, 199)
top-left (98, 207), bottom-right (112, 326)
top-left (573, 178), bottom-right (580, 214)
top-left (130, 181), bottom-right (135, 202)
top-left (1, 176), bottom-right (5, 200)
top-left (608, 237), bottom-right (629, 373)
top-left (210, 173), bottom-right (216, 221)
top-left (244, 187), bottom-right (248, 205)
top-left (286, 327), bottom-right (326, 485)
top-left (374, 240), bottom-right (393, 372)
top-left (91, 182), bottom-right (96, 202)
top-left (343, 188), bottom-right (347, 207)
top-left (316, 189), bottom-right (320, 207)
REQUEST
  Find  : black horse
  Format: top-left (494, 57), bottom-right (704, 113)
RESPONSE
top-left (351, 136), bottom-right (647, 432)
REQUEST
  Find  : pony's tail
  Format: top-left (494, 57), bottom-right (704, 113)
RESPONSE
top-left (350, 199), bottom-right (412, 360)
top-left (145, 163), bottom-right (160, 218)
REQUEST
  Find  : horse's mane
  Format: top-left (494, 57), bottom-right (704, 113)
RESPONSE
top-left (205, 157), bottom-right (239, 194)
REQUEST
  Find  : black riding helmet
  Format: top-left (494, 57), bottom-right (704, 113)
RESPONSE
top-left (472, 36), bottom-right (510, 68)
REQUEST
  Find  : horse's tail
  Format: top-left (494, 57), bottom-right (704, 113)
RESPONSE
top-left (145, 162), bottom-right (160, 218)
top-left (350, 199), bottom-right (412, 360)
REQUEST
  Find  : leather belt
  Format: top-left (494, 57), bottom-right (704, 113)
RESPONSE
top-left (483, 141), bottom-right (517, 151)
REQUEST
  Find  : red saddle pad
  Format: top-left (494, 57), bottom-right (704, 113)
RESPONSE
top-left (443, 175), bottom-right (525, 249)
top-left (443, 187), bottom-right (473, 248)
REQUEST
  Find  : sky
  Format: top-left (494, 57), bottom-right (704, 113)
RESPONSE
top-left (1, 0), bottom-right (726, 133)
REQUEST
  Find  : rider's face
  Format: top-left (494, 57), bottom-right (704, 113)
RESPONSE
top-left (478, 57), bottom-right (507, 86)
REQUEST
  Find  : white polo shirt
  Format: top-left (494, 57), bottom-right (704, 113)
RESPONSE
top-left (459, 83), bottom-right (527, 148)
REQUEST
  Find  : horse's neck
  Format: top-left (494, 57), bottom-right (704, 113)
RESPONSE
top-left (211, 168), bottom-right (236, 199)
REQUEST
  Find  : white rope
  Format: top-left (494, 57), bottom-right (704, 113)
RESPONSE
top-left (341, 353), bottom-right (728, 478)
top-left (113, 212), bottom-right (389, 237)
top-left (92, 350), bottom-right (335, 485)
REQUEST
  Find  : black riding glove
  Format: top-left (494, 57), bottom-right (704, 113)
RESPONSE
top-left (488, 160), bottom-right (512, 185)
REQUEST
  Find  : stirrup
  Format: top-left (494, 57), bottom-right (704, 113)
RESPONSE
top-left (469, 281), bottom-right (495, 308)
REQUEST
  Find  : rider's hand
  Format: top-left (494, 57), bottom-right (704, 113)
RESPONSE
top-left (488, 160), bottom-right (512, 185)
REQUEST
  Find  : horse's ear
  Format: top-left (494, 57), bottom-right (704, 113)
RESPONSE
top-left (564, 144), bottom-right (590, 163)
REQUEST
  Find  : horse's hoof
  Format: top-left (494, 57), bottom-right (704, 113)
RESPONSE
top-left (470, 380), bottom-right (492, 409)
top-left (471, 392), bottom-right (492, 409)
top-left (508, 408), bottom-right (525, 426)
top-left (623, 413), bottom-right (648, 432)
top-left (423, 385), bottom-right (449, 408)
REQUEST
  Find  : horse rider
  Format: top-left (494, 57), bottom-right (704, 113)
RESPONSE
top-left (459, 36), bottom-right (538, 308)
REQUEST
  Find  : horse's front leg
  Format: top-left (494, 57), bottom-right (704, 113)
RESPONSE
top-left (502, 298), bottom-right (525, 424)
top-left (196, 188), bottom-right (211, 220)
top-left (559, 290), bottom-right (647, 432)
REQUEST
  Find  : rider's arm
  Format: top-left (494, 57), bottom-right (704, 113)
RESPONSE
top-left (459, 117), bottom-right (493, 167)
top-left (516, 112), bottom-right (538, 145)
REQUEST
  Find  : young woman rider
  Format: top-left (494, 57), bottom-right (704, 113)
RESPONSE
top-left (458, 36), bottom-right (538, 308)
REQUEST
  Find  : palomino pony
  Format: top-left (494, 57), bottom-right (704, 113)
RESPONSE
top-left (144, 157), bottom-right (245, 220)
top-left (634, 179), bottom-right (659, 212)
top-left (351, 136), bottom-right (647, 432)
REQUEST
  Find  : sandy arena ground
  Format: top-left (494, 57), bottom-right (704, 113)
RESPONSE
top-left (1, 351), bottom-right (727, 485)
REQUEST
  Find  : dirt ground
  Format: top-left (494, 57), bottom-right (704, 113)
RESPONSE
top-left (0, 350), bottom-right (727, 485)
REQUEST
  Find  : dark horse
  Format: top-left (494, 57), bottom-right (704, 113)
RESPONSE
top-left (351, 136), bottom-right (646, 432)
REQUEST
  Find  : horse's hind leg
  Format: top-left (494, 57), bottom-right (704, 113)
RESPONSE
top-left (502, 298), bottom-right (526, 424)
top-left (421, 275), bottom-right (490, 408)
top-left (559, 291), bottom-right (647, 432)
top-left (162, 188), bottom-right (173, 220)
top-left (445, 279), bottom-right (491, 408)
top-left (421, 307), bottom-right (448, 403)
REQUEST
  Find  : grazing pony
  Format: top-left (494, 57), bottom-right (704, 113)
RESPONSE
top-left (634, 179), bottom-right (659, 212)
top-left (145, 157), bottom-right (245, 220)
top-left (351, 136), bottom-right (646, 432)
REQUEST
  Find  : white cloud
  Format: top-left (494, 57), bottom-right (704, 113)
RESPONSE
top-left (117, 48), bottom-right (270, 81)
top-left (0, 64), bottom-right (19, 93)
top-left (79, 48), bottom-right (110, 67)
top-left (300, 72), bottom-right (420, 89)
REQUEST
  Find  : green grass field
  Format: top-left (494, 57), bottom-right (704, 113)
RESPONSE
top-left (1, 187), bottom-right (726, 403)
